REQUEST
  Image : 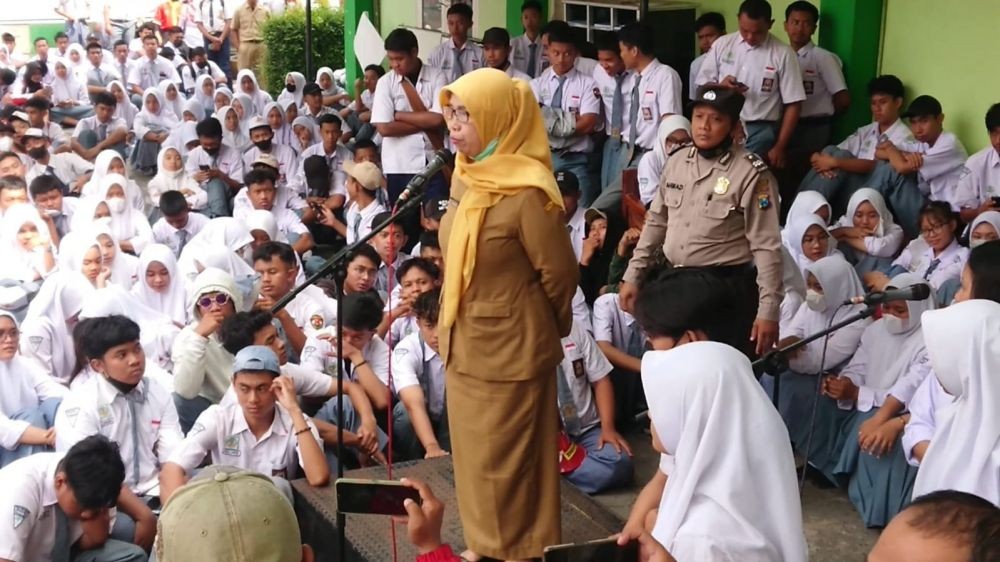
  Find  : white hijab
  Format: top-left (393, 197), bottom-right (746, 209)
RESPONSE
top-left (107, 80), bottom-right (139, 127)
top-left (913, 299), bottom-right (1000, 504)
top-left (20, 270), bottom-right (93, 381)
top-left (56, 229), bottom-right (101, 278)
top-left (158, 78), bottom-right (184, 121)
top-left (838, 187), bottom-right (896, 237)
top-left (152, 146), bottom-right (188, 191)
top-left (637, 115), bottom-right (692, 196)
top-left (971, 210), bottom-right (1000, 240)
top-left (177, 217), bottom-right (254, 283)
top-left (276, 71), bottom-right (305, 107)
top-left (82, 150), bottom-right (143, 210)
top-left (181, 97), bottom-right (205, 122)
top-left (644, 342), bottom-right (807, 562)
top-left (50, 58), bottom-right (84, 104)
top-left (131, 243), bottom-right (188, 326)
top-left (316, 66), bottom-right (340, 97)
top-left (801, 254), bottom-right (868, 328)
top-left (264, 101), bottom-right (294, 147)
top-left (138, 86), bottom-right (179, 129)
top-left (193, 74), bottom-right (216, 113)
top-left (96, 173), bottom-right (141, 245)
top-left (235, 68), bottom-right (272, 112)
top-left (785, 213), bottom-right (840, 277)
top-left (216, 105), bottom-right (250, 152)
top-left (292, 115), bottom-right (317, 149)
top-left (0, 204), bottom-right (51, 282)
top-left (0, 311), bottom-right (65, 417)
top-left (786, 191), bottom-right (832, 227)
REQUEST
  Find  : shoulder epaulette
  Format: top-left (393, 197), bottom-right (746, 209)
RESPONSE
top-left (669, 142), bottom-right (693, 157)
top-left (745, 152), bottom-right (769, 173)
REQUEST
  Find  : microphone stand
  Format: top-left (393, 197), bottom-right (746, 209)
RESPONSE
top-left (270, 194), bottom-right (424, 561)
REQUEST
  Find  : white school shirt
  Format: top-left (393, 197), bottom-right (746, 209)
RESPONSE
top-left (370, 64), bottom-right (447, 175)
top-left (152, 212), bottom-right (210, 257)
top-left (688, 53), bottom-right (707, 99)
top-left (952, 146), bottom-right (1000, 211)
top-left (501, 63), bottom-right (532, 82)
top-left (592, 66), bottom-right (634, 138)
top-left (195, 0), bottom-right (233, 33)
top-left (915, 132), bottom-right (968, 201)
top-left (592, 292), bottom-right (639, 353)
top-left (83, 63), bottom-right (123, 89)
top-left (185, 144), bottom-right (246, 185)
top-left (902, 374), bottom-right (952, 467)
top-left (696, 32), bottom-right (806, 122)
top-left (571, 286), bottom-right (593, 335)
top-left (838, 335), bottom-right (932, 412)
top-left (277, 291), bottom-right (326, 337)
top-left (833, 215), bottom-right (904, 258)
top-left (0, 453), bottom-right (85, 562)
top-left (795, 42), bottom-right (847, 118)
top-left (291, 142), bottom-right (352, 197)
top-left (242, 143), bottom-right (299, 189)
top-left (565, 206), bottom-right (586, 261)
top-left (71, 114), bottom-right (128, 142)
top-left (391, 332), bottom-right (445, 418)
top-left (127, 56), bottom-right (181, 91)
top-left (838, 119), bottom-right (919, 160)
top-left (786, 303), bottom-right (868, 375)
top-left (34, 122), bottom-right (69, 151)
top-left (344, 200), bottom-right (386, 246)
top-left (167, 401), bottom-right (320, 479)
top-left (0, 359), bottom-right (67, 450)
top-left (54, 376), bottom-right (182, 496)
top-left (237, 206), bottom-right (309, 241)
top-left (387, 314), bottom-right (419, 349)
top-left (628, 59), bottom-right (683, 149)
top-left (25, 153), bottom-right (94, 189)
top-left (510, 33), bottom-right (544, 78)
top-left (347, 89), bottom-right (375, 112)
top-left (300, 333), bottom-right (391, 387)
top-left (558, 320), bottom-right (613, 436)
top-left (427, 38), bottom-right (483, 81)
top-left (891, 238), bottom-right (968, 292)
top-left (220, 362), bottom-right (333, 407)
top-left (530, 67), bottom-right (601, 153)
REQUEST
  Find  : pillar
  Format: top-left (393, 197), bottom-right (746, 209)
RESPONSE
top-left (344, 0), bottom-right (377, 88)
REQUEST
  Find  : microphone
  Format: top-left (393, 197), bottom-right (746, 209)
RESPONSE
top-left (843, 284), bottom-right (931, 306)
top-left (396, 149), bottom-right (454, 204)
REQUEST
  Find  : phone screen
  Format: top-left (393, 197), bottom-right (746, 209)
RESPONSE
top-left (335, 479), bottom-right (421, 516)
top-left (542, 539), bottom-right (639, 562)
top-left (199, 165), bottom-right (210, 171)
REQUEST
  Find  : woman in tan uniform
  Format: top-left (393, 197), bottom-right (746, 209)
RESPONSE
top-left (438, 68), bottom-right (579, 561)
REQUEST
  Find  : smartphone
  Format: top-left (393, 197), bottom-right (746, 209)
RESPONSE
top-left (199, 164), bottom-right (210, 171)
top-left (542, 538), bottom-right (639, 562)
top-left (335, 478), bottom-right (421, 516)
top-left (991, 196), bottom-right (1000, 206)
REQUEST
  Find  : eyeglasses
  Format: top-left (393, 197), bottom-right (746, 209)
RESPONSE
top-left (442, 106), bottom-right (471, 123)
top-left (197, 293), bottom-right (231, 309)
top-left (0, 328), bottom-right (19, 342)
top-left (920, 223), bottom-right (948, 237)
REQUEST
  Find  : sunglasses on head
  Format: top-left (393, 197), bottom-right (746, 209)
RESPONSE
top-left (198, 293), bottom-right (231, 309)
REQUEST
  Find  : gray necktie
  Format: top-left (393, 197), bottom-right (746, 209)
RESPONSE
top-left (923, 258), bottom-right (941, 281)
top-left (626, 322), bottom-right (646, 360)
top-left (176, 229), bottom-right (189, 255)
top-left (97, 123), bottom-right (108, 142)
top-left (51, 505), bottom-right (71, 562)
top-left (125, 384), bottom-right (146, 487)
top-left (452, 46), bottom-right (465, 82)
top-left (551, 75), bottom-right (568, 109)
top-left (610, 73), bottom-right (626, 139)
top-left (556, 364), bottom-right (582, 436)
top-left (527, 43), bottom-right (538, 78)
top-left (628, 77), bottom-right (641, 146)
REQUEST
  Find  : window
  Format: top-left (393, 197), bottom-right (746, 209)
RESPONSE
top-left (421, 0), bottom-right (474, 33)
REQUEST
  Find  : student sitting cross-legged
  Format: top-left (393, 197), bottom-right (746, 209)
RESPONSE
top-left (158, 345), bottom-right (330, 504)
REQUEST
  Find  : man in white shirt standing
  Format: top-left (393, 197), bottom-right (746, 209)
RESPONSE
top-left (510, 0), bottom-right (544, 78)
top-left (481, 27), bottom-right (530, 81)
top-left (126, 34), bottom-right (181, 106)
top-left (427, 3), bottom-right (482, 83)
top-left (371, 28), bottom-right (448, 209)
top-left (696, 0), bottom-right (806, 167)
top-left (593, 33), bottom-right (633, 193)
top-left (195, 0), bottom-right (233, 83)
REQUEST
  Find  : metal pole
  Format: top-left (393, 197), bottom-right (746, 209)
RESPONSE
top-left (640, 0), bottom-right (649, 19)
top-left (305, 0), bottom-right (314, 79)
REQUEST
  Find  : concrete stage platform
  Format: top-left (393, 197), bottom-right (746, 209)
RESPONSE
top-left (292, 457), bottom-right (624, 561)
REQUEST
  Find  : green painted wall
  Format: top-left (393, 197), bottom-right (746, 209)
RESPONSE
top-left (880, 0), bottom-right (998, 152)
top-left (695, 0), bottom-right (797, 27)
top-left (378, 0), bottom-right (415, 35)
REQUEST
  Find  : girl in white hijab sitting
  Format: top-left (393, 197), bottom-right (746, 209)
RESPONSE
top-left (825, 272), bottom-right (935, 527)
top-left (635, 115), bottom-right (692, 206)
top-left (80, 149), bottom-right (144, 212)
top-left (147, 146), bottom-right (207, 215)
top-left (831, 188), bottom-right (904, 277)
top-left (235, 68), bottom-right (273, 113)
top-left (90, 225), bottom-right (141, 290)
top-left (968, 210), bottom-right (1000, 249)
top-left (48, 58), bottom-right (93, 126)
top-left (0, 310), bottom-right (66, 468)
top-left (19, 270), bottom-right (94, 384)
top-left (132, 87), bottom-right (179, 175)
top-left (132, 243), bottom-right (189, 328)
top-left (94, 173), bottom-right (153, 255)
top-left (0, 204), bottom-right (56, 283)
top-left (216, 105), bottom-right (251, 153)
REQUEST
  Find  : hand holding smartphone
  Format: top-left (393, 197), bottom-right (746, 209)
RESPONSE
top-left (543, 538), bottom-right (639, 562)
top-left (336, 478), bottom-right (422, 516)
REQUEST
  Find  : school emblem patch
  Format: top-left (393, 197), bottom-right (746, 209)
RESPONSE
top-left (97, 404), bottom-right (114, 427)
top-left (309, 315), bottom-right (324, 330)
top-left (28, 336), bottom-right (43, 353)
top-left (189, 422), bottom-right (206, 436)
top-left (63, 407), bottom-right (80, 428)
top-left (13, 505), bottom-right (29, 529)
top-left (223, 435), bottom-right (241, 457)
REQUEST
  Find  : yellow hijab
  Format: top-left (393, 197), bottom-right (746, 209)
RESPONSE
top-left (439, 68), bottom-right (563, 327)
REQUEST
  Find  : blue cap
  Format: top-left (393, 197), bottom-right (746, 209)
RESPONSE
top-left (232, 345), bottom-right (281, 375)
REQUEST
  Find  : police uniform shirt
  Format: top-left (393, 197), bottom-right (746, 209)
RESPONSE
top-left (370, 63), bottom-right (447, 175)
top-left (952, 146), bottom-right (1000, 211)
top-left (558, 319), bottom-right (613, 435)
top-left (915, 131), bottom-right (968, 201)
top-left (427, 39), bottom-right (484, 80)
top-left (530, 67), bottom-right (601, 153)
top-left (185, 143), bottom-right (246, 185)
top-left (299, 333), bottom-right (391, 387)
top-left (837, 119), bottom-right (920, 160)
top-left (220, 362), bottom-right (334, 407)
top-left (624, 146), bottom-right (783, 322)
top-left (242, 144), bottom-right (299, 189)
top-left (391, 332), bottom-right (445, 417)
top-left (795, 42), bottom-right (847, 118)
top-left (53, 376), bottom-right (183, 496)
top-left (0, 453), bottom-right (84, 562)
top-left (592, 65), bottom-right (634, 138)
top-left (592, 292), bottom-right (640, 353)
top-left (152, 212), bottom-right (209, 257)
top-left (127, 56), bottom-right (181, 92)
top-left (511, 34), bottom-right (544, 78)
top-left (695, 32), bottom-right (806, 122)
top-left (292, 142), bottom-right (352, 198)
top-left (890, 237), bottom-right (969, 291)
top-left (167, 401), bottom-right (320, 480)
top-left (630, 59), bottom-right (683, 149)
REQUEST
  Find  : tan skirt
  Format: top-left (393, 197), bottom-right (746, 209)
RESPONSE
top-left (446, 367), bottom-right (561, 559)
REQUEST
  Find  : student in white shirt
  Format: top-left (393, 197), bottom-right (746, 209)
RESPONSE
top-left (369, 211), bottom-right (411, 301)
top-left (195, 0), bottom-right (233, 79)
top-left (555, 170), bottom-right (586, 261)
top-left (20, 271), bottom-right (94, 384)
top-left (689, 12), bottom-right (725, 99)
top-left (831, 188), bottom-right (904, 276)
top-left (482, 27), bottom-right (530, 81)
top-left (510, 0), bottom-right (544, 78)
top-left (969, 212), bottom-right (1000, 249)
top-left (316, 159), bottom-right (386, 245)
top-left (185, 117), bottom-right (246, 217)
top-left (251, 241), bottom-right (323, 360)
top-left (97, 173), bottom-right (153, 255)
top-left (379, 257), bottom-right (441, 348)
top-left (0, 436), bottom-right (149, 562)
top-left (0, 311), bottom-right (65, 469)
top-left (151, 190), bottom-right (210, 258)
top-left (242, 170), bottom-right (313, 255)
top-left (71, 91), bottom-right (128, 160)
top-left (339, 65), bottom-right (383, 144)
top-left (952, 104), bottom-right (1000, 223)
top-left (371, 29), bottom-right (448, 205)
top-left (242, 115), bottom-right (298, 190)
top-left (22, 129), bottom-right (93, 195)
top-left (234, 154), bottom-right (309, 221)
top-left (427, 3), bottom-right (483, 82)
top-left (148, 146), bottom-right (208, 214)
top-left (23, 96), bottom-right (70, 152)
top-left (593, 34), bottom-right (634, 193)
top-left (592, 291), bottom-right (645, 424)
top-left (127, 35), bottom-right (181, 105)
top-left (49, 59), bottom-right (93, 126)
top-left (531, 26), bottom-right (601, 205)
top-left (292, 114), bottom-right (352, 213)
top-left (159, 345), bottom-right (330, 503)
top-left (30, 175), bottom-right (77, 239)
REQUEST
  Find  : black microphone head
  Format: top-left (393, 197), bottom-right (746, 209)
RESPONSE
top-left (434, 149), bottom-right (454, 167)
top-left (910, 283), bottom-right (932, 300)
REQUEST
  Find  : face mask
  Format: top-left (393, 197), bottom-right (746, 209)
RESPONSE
top-left (198, 61), bottom-right (209, 69)
top-left (254, 139), bottom-right (272, 152)
top-left (43, 208), bottom-right (61, 218)
top-left (205, 145), bottom-right (220, 157)
top-left (805, 289), bottom-right (827, 312)
top-left (104, 374), bottom-right (140, 395)
top-left (27, 146), bottom-right (48, 160)
top-left (883, 314), bottom-right (910, 335)
top-left (285, 83), bottom-right (296, 92)
top-left (970, 238), bottom-right (989, 249)
top-left (95, 216), bottom-right (112, 228)
top-left (106, 197), bottom-right (126, 214)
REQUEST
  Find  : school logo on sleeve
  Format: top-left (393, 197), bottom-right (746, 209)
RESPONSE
top-left (63, 407), bottom-right (80, 427)
top-left (189, 422), bottom-right (206, 436)
top-left (28, 336), bottom-right (43, 353)
top-left (13, 505), bottom-right (29, 529)
top-left (223, 435), bottom-right (241, 457)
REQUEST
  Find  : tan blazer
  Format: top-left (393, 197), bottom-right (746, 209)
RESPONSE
top-left (439, 179), bottom-right (578, 381)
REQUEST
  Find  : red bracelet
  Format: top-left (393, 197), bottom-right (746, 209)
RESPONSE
top-left (416, 544), bottom-right (459, 562)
